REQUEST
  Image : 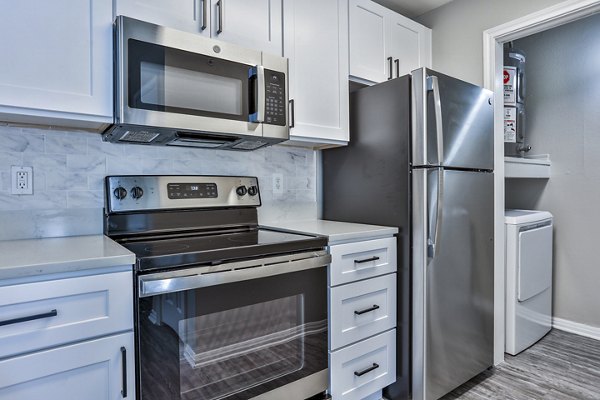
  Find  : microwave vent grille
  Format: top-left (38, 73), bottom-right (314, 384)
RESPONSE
top-left (119, 130), bottom-right (161, 143)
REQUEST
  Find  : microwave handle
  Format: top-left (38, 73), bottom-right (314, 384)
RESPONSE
top-left (254, 66), bottom-right (265, 123)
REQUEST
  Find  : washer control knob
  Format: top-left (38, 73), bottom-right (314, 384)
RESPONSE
top-left (113, 186), bottom-right (127, 200)
top-left (131, 186), bottom-right (144, 200)
top-left (247, 186), bottom-right (258, 196)
top-left (236, 186), bottom-right (248, 196)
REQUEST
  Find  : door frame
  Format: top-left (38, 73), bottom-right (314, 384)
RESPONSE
top-left (483, 0), bottom-right (600, 365)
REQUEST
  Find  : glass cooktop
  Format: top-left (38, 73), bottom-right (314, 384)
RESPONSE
top-left (120, 228), bottom-right (327, 272)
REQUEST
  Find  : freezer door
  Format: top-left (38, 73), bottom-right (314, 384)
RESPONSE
top-left (412, 68), bottom-right (494, 170)
top-left (412, 168), bottom-right (494, 400)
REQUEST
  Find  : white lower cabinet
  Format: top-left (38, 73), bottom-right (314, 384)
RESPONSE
top-left (0, 332), bottom-right (135, 400)
top-left (330, 329), bottom-right (396, 400)
top-left (330, 274), bottom-right (396, 350)
top-left (0, 271), bottom-right (133, 359)
top-left (329, 237), bottom-right (397, 286)
top-left (328, 235), bottom-right (398, 399)
top-left (0, 268), bottom-right (135, 400)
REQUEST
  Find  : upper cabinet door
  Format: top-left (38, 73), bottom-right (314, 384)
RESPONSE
top-left (211, 0), bottom-right (283, 55)
top-left (386, 14), bottom-right (431, 78)
top-left (0, 0), bottom-right (113, 126)
top-left (116, 0), bottom-right (210, 36)
top-left (349, 0), bottom-right (388, 83)
top-left (349, 0), bottom-right (431, 84)
top-left (284, 0), bottom-right (349, 144)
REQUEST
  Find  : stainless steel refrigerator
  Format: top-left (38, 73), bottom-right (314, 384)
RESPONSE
top-left (323, 68), bottom-right (494, 400)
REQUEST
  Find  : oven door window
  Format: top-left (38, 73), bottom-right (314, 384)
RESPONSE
top-left (128, 40), bottom-right (250, 121)
top-left (138, 266), bottom-right (327, 400)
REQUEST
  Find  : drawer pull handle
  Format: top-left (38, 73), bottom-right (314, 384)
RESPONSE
top-left (354, 304), bottom-right (380, 315)
top-left (354, 363), bottom-right (380, 377)
top-left (0, 309), bottom-right (58, 327)
top-left (121, 347), bottom-right (128, 398)
top-left (354, 256), bottom-right (380, 264)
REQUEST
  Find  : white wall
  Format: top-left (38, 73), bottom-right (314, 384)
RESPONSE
top-left (0, 125), bottom-right (318, 239)
top-left (505, 12), bottom-right (600, 329)
top-left (416, 0), bottom-right (566, 86)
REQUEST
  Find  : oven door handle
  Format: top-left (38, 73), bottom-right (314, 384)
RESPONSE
top-left (138, 253), bottom-right (331, 297)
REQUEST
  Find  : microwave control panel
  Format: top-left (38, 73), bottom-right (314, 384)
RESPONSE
top-left (264, 69), bottom-right (286, 126)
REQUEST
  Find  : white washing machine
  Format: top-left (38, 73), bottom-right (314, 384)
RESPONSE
top-left (505, 209), bottom-right (553, 355)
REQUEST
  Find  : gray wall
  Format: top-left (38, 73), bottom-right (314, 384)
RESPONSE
top-left (416, 0), bottom-right (565, 86)
top-left (0, 125), bottom-right (318, 240)
top-left (505, 13), bottom-right (600, 328)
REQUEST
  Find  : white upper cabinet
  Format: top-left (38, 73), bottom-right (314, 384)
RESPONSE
top-left (211, 0), bottom-right (282, 55)
top-left (349, 0), bottom-right (431, 84)
top-left (0, 0), bottom-right (113, 128)
top-left (115, 0), bottom-right (210, 36)
top-left (284, 0), bottom-right (349, 145)
top-left (349, 0), bottom-right (388, 83)
top-left (117, 0), bottom-right (282, 55)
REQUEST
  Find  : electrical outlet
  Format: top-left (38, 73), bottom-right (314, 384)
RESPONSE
top-left (272, 173), bottom-right (283, 194)
top-left (11, 166), bottom-right (33, 195)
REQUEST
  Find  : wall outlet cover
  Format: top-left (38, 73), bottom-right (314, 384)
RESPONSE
top-left (11, 165), bottom-right (33, 195)
top-left (273, 173), bottom-right (284, 194)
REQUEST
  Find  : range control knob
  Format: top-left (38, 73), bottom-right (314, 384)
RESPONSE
top-left (113, 186), bottom-right (127, 200)
top-left (236, 186), bottom-right (248, 196)
top-left (131, 186), bottom-right (144, 200)
top-left (247, 186), bottom-right (258, 196)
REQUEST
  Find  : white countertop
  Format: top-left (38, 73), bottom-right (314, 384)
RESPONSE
top-left (0, 235), bottom-right (135, 280)
top-left (264, 219), bottom-right (397, 244)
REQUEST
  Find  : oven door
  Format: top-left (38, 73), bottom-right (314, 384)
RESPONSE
top-left (116, 16), bottom-right (264, 138)
top-left (137, 252), bottom-right (330, 400)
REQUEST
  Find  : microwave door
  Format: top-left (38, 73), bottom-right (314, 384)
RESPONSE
top-left (121, 36), bottom-right (263, 138)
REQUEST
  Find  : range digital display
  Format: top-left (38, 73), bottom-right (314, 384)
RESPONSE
top-left (167, 183), bottom-right (218, 199)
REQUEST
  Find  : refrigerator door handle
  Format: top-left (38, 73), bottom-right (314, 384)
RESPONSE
top-left (427, 75), bottom-right (445, 165)
top-left (427, 169), bottom-right (444, 259)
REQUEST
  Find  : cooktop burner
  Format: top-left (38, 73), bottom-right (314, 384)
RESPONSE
top-left (120, 228), bottom-right (326, 271)
top-left (104, 175), bottom-right (328, 272)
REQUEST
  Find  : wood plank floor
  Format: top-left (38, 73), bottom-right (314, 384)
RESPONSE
top-left (441, 330), bottom-right (600, 400)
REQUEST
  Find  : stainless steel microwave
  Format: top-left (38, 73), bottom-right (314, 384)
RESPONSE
top-left (103, 16), bottom-right (289, 151)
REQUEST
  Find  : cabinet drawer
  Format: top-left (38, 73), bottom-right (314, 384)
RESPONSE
top-left (0, 271), bottom-right (133, 359)
top-left (330, 329), bottom-right (396, 400)
top-left (330, 274), bottom-right (396, 350)
top-left (329, 237), bottom-right (397, 286)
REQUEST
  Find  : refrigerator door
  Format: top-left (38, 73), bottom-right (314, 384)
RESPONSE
top-left (412, 168), bottom-right (494, 400)
top-left (411, 68), bottom-right (494, 170)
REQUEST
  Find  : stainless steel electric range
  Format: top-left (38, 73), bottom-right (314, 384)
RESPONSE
top-left (104, 175), bottom-right (331, 400)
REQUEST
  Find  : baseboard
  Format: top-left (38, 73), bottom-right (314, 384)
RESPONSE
top-left (552, 317), bottom-right (600, 341)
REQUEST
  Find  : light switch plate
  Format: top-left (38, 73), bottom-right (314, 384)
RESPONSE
top-left (273, 173), bottom-right (283, 194)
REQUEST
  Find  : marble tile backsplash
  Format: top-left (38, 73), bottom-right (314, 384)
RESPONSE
top-left (0, 125), bottom-right (318, 239)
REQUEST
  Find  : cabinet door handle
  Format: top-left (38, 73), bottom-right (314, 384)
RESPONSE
top-left (216, 0), bottom-right (223, 34)
top-left (354, 304), bottom-right (380, 315)
top-left (0, 309), bottom-right (57, 327)
top-left (354, 363), bottom-right (380, 377)
top-left (201, 0), bottom-right (208, 31)
top-left (121, 347), bottom-right (127, 398)
top-left (289, 99), bottom-right (295, 128)
top-left (395, 59), bottom-right (400, 78)
top-left (387, 57), bottom-right (393, 80)
top-left (354, 256), bottom-right (380, 264)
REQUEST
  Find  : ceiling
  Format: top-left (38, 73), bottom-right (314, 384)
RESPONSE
top-left (373, 0), bottom-right (454, 18)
